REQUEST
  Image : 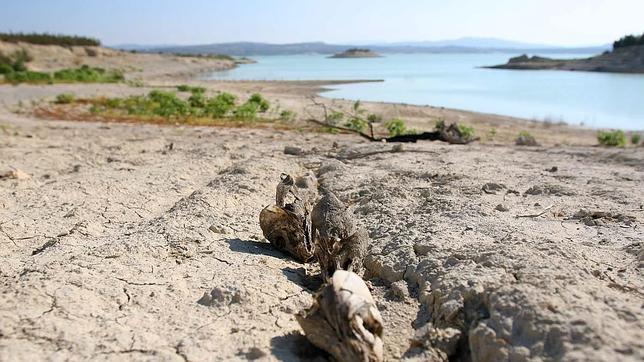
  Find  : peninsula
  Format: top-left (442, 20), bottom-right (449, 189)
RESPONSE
top-left (488, 33), bottom-right (644, 73)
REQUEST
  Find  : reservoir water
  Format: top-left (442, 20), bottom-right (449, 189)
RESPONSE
top-left (207, 53), bottom-right (644, 130)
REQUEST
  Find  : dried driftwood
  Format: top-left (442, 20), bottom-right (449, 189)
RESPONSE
top-left (259, 173), bottom-right (317, 262)
top-left (305, 96), bottom-right (478, 144)
top-left (312, 191), bottom-right (368, 280)
top-left (297, 270), bottom-right (384, 362)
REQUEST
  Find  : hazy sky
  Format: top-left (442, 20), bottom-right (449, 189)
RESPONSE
top-left (1, 0), bottom-right (642, 46)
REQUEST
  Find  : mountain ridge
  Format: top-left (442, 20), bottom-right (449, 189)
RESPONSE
top-left (113, 37), bottom-right (609, 56)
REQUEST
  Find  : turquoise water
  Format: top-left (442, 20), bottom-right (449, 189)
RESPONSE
top-left (207, 54), bottom-right (644, 130)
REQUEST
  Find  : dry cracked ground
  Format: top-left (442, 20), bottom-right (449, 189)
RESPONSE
top-left (1, 86), bottom-right (643, 361)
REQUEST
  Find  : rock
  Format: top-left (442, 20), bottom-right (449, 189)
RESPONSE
top-left (284, 146), bottom-right (304, 155)
top-left (208, 224), bottom-right (228, 234)
top-left (524, 184), bottom-right (575, 196)
top-left (495, 204), bottom-right (510, 212)
top-left (482, 182), bottom-right (506, 194)
top-left (0, 169), bottom-right (30, 180)
top-left (197, 286), bottom-right (245, 307)
top-left (389, 280), bottom-right (409, 299)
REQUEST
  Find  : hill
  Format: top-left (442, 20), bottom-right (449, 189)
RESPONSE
top-left (488, 44), bottom-right (644, 73)
top-left (124, 38), bottom-right (607, 56)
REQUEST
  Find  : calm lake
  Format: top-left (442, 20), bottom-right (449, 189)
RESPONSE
top-left (207, 53), bottom-right (644, 130)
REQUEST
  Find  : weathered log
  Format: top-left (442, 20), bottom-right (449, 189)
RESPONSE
top-left (259, 173), bottom-right (316, 262)
top-left (311, 191), bottom-right (367, 280)
top-left (297, 270), bottom-right (384, 362)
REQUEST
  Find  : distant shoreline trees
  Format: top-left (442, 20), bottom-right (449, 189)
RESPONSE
top-left (613, 33), bottom-right (644, 49)
top-left (0, 32), bottom-right (100, 47)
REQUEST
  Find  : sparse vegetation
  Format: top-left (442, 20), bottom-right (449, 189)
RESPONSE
top-left (74, 89), bottom-right (271, 122)
top-left (0, 32), bottom-right (100, 46)
top-left (631, 133), bottom-right (641, 145)
top-left (54, 93), bottom-right (75, 104)
top-left (597, 130), bottom-right (626, 147)
top-left (1, 48), bottom-right (123, 85)
top-left (4, 65), bottom-right (124, 85)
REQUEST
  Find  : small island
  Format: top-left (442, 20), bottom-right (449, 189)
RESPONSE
top-left (486, 33), bottom-right (644, 74)
top-left (329, 48), bottom-right (381, 58)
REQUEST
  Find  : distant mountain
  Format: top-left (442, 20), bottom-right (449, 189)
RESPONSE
top-left (119, 38), bottom-right (609, 56)
top-left (375, 37), bottom-right (558, 49)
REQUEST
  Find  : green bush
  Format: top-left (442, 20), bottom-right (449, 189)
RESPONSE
top-left (457, 124), bottom-right (475, 139)
top-left (233, 102), bottom-right (259, 119)
top-left (631, 133), bottom-right (641, 145)
top-left (52, 65), bottom-right (123, 83)
top-left (54, 93), bottom-right (75, 104)
top-left (385, 118), bottom-right (408, 136)
top-left (88, 90), bottom-right (273, 122)
top-left (5, 70), bottom-right (52, 84)
top-left (516, 130), bottom-right (538, 146)
top-left (177, 84), bottom-right (206, 94)
top-left (597, 130), bottom-right (626, 147)
top-left (345, 117), bottom-right (367, 132)
top-left (206, 92), bottom-right (237, 117)
top-left (247, 93), bottom-right (270, 112)
top-left (0, 49), bottom-right (33, 74)
top-left (279, 110), bottom-right (295, 121)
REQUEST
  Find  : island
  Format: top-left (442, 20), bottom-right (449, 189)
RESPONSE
top-left (486, 33), bottom-right (644, 74)
top-left (329, 48), bottom-right (381, 58)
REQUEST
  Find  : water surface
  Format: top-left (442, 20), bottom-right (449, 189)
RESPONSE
top-left (208, 53), bottom-right (644, 130)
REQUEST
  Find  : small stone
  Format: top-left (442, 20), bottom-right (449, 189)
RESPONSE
top-left (284, 146), bottom-right (304, 155)
top-left (482, 182), bottom-right (506, 194)
top-left (208, 224), bottom-right (228, 234)
top-left (0, 169), bottom-right (30, 180)
top-left (389, 280), bottom-right (409, 299)
top-left (495, 204), bottom-right (509, 212)
top-left (392, 144), bottom-right (404, 152)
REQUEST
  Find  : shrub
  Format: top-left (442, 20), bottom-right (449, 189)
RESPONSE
top-left (597, 130), bottom-right (626, 147)
top-left (385, 118), bottom-right (408, 136)
top-left (233, 102), bottom-right (259, 119)
top-left (345, 117), bottom-right (367, 132)
top-left (327, 111), bottom-right (344, 123)
top-left (54, 93), bottom-right (75, 104)
top-left (247, 93), bottom-right (270, 112)
top-left (177, 85), bottom-right (206, 94)
top-left (0, 32), bottom-right (100, 46)
top-left (0, 49), bottom-right (33, 73)
top-left (279, 110), bottom-right (295, 121)
top-left (206, 92), bottom-right (237, 117)
top-left (5, 70), bottom-right (52, 84)
top-left (434, 119), bottom-right (446, 131)
top-left (147, 90), bottom-right (190, 117)
top-left (457, 124), bottom-right (475, 139)
top-left (516, 131), bottom-right (538, 146)
top-left (52, 65), bottom-right (123, 83)
top-left (631, 133), bottom-right (641, 145)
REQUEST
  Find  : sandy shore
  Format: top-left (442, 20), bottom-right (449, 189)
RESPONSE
top-left (1, 44), bottom-right (643, 361)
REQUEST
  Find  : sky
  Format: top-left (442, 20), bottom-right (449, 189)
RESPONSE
top-left (1, 0), bottom-right (643, 46)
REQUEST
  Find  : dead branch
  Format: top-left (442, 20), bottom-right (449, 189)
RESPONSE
top-left (515, 204), bottom-right (554, 218)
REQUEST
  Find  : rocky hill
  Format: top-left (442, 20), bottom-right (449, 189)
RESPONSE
top-left (488, 45), bottom-right (644, 73)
